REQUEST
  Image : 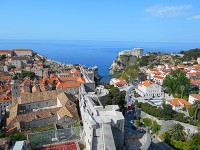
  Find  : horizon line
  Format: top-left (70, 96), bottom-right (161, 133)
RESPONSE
top-left (0, 38), bottom-right (200, 44)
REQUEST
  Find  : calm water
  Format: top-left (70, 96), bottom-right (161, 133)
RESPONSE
top-left (0, 40), bottom-right (200, 82)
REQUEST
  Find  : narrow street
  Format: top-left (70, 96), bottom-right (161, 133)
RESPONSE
top-left (124, 84), bottom-right (174, 150)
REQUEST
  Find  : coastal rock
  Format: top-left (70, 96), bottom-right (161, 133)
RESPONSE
top-left (109, 48), bottom-right (144, 75)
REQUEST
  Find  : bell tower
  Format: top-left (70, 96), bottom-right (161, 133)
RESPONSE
top-left (11, 80), bottom-right (20, 100)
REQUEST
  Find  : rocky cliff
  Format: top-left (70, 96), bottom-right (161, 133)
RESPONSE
top-left (109, 55), bottom-right (139, 75)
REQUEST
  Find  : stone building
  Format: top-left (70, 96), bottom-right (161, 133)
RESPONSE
top-left (58, 68), bottom-right (82, 78)
top-left (136, 80), bottom-right (163, 98)
top-left (56, 76), bottom-right (85, 94)
top-left (166, 98), bottom-right (191, 112)
top-left (79, 84), bottom-right (124, 150)
top-left (6, 90), bottom-right (79, 131)
top-left (11, 80), bottom-right (20, 99)
top-left (188, 94), bottom-right (200, 104)
top-left (11, 56), bottom-right (29, 68)
top-left (118, 48), bottom-right (144, 57)
top-left (0, 50), bottom-right (13, 57)
top-left (13, 49), bottom-right (33, 56)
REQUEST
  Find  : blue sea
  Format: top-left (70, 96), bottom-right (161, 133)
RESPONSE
top-left (0, 39), bottom-right (200, 82)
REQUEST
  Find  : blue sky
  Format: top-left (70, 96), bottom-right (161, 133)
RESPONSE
top-left (0, 0), bottom-right (200, 42)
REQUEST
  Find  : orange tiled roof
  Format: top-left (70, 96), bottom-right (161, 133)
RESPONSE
top-left (190, 79), bottom-right (200, 86)
top-left (178, 64), bottom-right (185, 67)
top-left (139, 80), bottom-right (154, 87)
top-left (150, 68), bottom-right (158, 71)
top-left (48, 76), bottom-right (59, 84)
top-left (153, 75), bottom-right (164, 79)
top-left (56, 82), bottom-right (81, 89)
top-left (71, 68), bottom-right (81, 74)
top-left (118, 78), bottom-right (126, 81)
top-left (0, 50), bottom-right (12, 54)
top-left (39, 78), bottom-right (46, 85)
top-left (37, 63), bottom-right (43, 66)
top-left (189, 60), bottom-right (196, 62)
top-left (167, 98), bottom-right (191, 107)
top-left (115, 81), bottom-right (127, 86)
top-left (59, 77), bottom-right (85, 83)
top-left (190, 94), bottom-right (200, 100)
top-left (187, 72), bottom-right (196, 77)
top-left (153, 72), bottom-right (161, 75)
top-left (0, 75), bottom-right (12, 81)
top-left (0, 96), bottom-right (12, 102)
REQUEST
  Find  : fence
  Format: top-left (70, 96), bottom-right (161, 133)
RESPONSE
top-left (28, 126), bottom-right (83, 148)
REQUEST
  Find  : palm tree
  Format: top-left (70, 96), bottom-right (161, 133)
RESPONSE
top-left (193, 101), bottom-right (200, 121)
top-left (180, 85), bottom-right (185, 98)
top-left (170, 123), bottom-right (185, 141)
top-left (166, 87), bottom-right (172, 96)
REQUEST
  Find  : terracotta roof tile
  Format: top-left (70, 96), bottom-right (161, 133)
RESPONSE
top-left (71, 68), bottom-right (81, 74)
top-left (0, 75), bottom-right (12, 81)
top-left (56, 82), bottom-right (81, 89)
top-left (190, 80), bottom-right (200, 85)
top-left (139, 80), bottom-right (154, 87)
top-left (190, 94), bottom-right (200, 100)
top-left (153, 75), bottom-right (164, 79)
top-left (167, 98), bottom-right (191, 107)
top-left (0, 50), bottom-right (12, 54)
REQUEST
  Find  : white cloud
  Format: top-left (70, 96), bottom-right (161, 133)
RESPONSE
top-left (146, 5), bottom-right (193, 17)
top-left (187, 15), bottom-right (200, 20)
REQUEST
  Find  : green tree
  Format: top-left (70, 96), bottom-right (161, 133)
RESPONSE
top-left (142, 118), bottom-right (152, 127)
top-left (160, 103), bottom-right (175, 120)
top-left (192, 101), bottom-right (200, 121)
top-left (182, 48), bottom-right (200, 61)
top-left (51, 80), bottom-right (57, 90)
top-left (125, 64), bottom-right (139, 70)
top-left (14, 71), bottom-right (35, 79)
top-left (113, 71), bottom-right (122, 78)
top-left (152, 121), bottom-right (161, 134)
top-left (180, 85), bottom-right (185, 98)
top-left (121, 69), bottom-right (139, 82)
top-left (12, 133), bottom-right (26, 141)
top-left (163, 69), bottom-right (190, 97)
top-left (0, 133), bottom-right (7, 138)
top-left (0, 54), bottom-right (6, 60)
top-left (104, 86), bottom-right (126, 113)
top-left (170, 123), bottom-right (185, 141)
top-left (189, 133), bottom-right (200, 149)
top-left (139, 56), bottom-right (149, 66)
top-left (10, 65), bottom-right (16, 69)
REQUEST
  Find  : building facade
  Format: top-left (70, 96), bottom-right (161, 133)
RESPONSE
top-left (188, 94), bottom-right (200, 104)
top-left (13, 49), bottom-right (33, 56)
top-left (118, 48), bottom-right (144, 57)
top-left (6, 90), bottom-right (79, 131)
top-left (11, 57), bottom-right (29, 68)
top-left (136, 80), bottom-right (163, 98)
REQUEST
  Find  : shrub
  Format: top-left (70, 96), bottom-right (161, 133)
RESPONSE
top-left (135, 120), bottom-right (140, 127)
top-left (142, 118), bottom-right (152, 127)
top-left (12, 133), bottom-right (26, 141)
top-left (152, 121), bottom-right (161, 134)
